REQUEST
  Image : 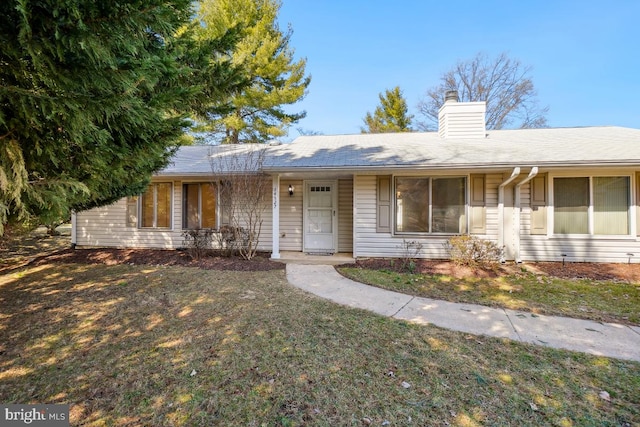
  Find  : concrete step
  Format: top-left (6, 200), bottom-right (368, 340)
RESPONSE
top-left (273, 251), bottom-right (355, 265)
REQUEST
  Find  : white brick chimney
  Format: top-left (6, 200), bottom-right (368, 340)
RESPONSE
top-left (438, 90), bottom-right (486, 139)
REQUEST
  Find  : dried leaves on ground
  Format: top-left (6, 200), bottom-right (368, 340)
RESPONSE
top-left (1, 233), bottom-right (283, 274)
top-left (4, 232), bottom-right (640, 281)
top-left (1, 263), bottom-right (638, 426)
top-left (351, 258), bottom-right (640, 282)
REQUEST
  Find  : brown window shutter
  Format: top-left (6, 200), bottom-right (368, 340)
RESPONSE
top-left (530, 174), bottom-right (547, 235)
top-left (377, 176), bottom-right (391, 233)
top-left (126, 196), bottom-right (138, 227)
top-left (469, 174), bottom-right (486, 234)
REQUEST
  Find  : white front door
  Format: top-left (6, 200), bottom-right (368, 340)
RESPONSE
top-left (304, 181), bottom-right (337, 253)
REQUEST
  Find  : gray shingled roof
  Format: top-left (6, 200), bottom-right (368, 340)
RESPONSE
top-left (161, 144), bottom-right (267, 175)
top-left (159, 126), bottom-right (640, 176)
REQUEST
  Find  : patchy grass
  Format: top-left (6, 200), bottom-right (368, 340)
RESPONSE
top-left (338, 266), bottom-right (640, 326)
top-left (0, 263), bottom-right (639, 426)
top-left (0, 229), bottom-right (70, 272)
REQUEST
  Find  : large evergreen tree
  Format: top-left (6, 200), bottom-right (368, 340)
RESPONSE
top-left (194, 0), bottom-right (311, 144)
top-left (361, 87), bottom-right (413, 133)
top-left (0, 0), bottom-right (238, 234)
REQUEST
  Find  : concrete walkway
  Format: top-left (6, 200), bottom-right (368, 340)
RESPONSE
top-left (286, 264), bottom-right (640, 362)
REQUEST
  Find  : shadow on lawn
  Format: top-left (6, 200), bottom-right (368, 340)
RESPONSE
top-left (0, 263), bottom-right (259, 425)
top-left (1, 262), bottom-right (639, 426)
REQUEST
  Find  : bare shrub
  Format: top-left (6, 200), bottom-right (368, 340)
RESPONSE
top-left (211, 225), bottom-right (247, 257)
top-left (444, 235), bottom-right (502, 268)
top-left (181, 228), bottom-right (214, 260)
top-left (398, 239), bottom-right (423, 273)
top-left (210, 145), bottom-right (269, 260)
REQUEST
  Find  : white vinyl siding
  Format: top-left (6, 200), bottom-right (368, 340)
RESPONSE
top-left (76, 167), bottom-right (640, 264)
top-left (76, 178), bottom-right (272, 251)
top-left (338, 178), bottom-right (354, 252)
top-left (280, 180), bottom-right (303, 251)
top-left (483, 173), bottom-right (501, 242)
top-left (519, 237), bottom-right (640, 263)
top-left (76, 198), bottom-right (183, 249)
top-left (355, 175), bottom-right (402, 258)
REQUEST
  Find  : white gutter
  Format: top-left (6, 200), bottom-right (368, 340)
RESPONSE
top-left (497, 167), bottom-right (521, 259)
top-left (514, 167), bottom-right (539, 263)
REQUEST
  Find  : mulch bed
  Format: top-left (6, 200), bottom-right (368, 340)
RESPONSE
top-left (348, 258), bottom-right (500, 279)
top-left (3, 232), bottom-right (640, 280)
top-left (28, 248), bottom-right (285, 272)
top-left (351, 258), bottom-right (640, 282)
top-left (528, 261), bottom-right (640, 282)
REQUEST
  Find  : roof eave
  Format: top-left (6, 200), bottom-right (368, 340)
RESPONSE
top-left (262, 160), bottom-right (640, 174)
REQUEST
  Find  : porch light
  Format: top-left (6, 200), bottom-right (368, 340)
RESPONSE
top-left (288, 184), bottom-right (294, 197)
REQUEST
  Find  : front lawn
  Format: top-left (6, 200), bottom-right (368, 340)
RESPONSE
top-left (337, 264), bottom-right (640, 326)
top-left (1, 262), bottom-right (638, 426)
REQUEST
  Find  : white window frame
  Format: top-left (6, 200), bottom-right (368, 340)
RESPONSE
top-left (393, 175), bottom-right (468, 235)
top-left (549, 173), bottom-right (634, 238)
top-left (139, 182), bottom-right (173, 229)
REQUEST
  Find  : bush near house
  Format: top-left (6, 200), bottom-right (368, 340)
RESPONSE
top-left (444, 235), bottom-right (503, 268)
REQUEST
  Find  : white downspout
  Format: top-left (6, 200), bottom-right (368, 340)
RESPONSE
top-left (352, 174), bottom-right (358, 259)
top-left (71, 210), bottom-right (77, 248)
top-left (498, 167), bottom-right (521, 260)
top-left (271, 174), bottom-right (281, 259)
top-left (514, 167), bottom-right (539, 263)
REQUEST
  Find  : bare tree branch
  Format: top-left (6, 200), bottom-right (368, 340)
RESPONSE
top-left (417, 52), bottom-right (548, 131)
top-left (209, 145), bottom-right (270, 260)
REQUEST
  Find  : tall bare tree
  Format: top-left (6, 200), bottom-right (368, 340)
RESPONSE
top-left (417, 53), bottom-right (548, 130)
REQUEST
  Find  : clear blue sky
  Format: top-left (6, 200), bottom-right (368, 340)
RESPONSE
top-left (276, 0), bottom-right (640, 138)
